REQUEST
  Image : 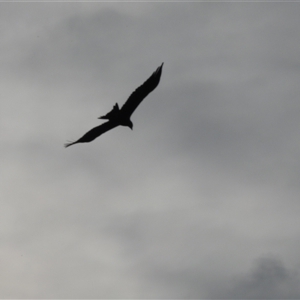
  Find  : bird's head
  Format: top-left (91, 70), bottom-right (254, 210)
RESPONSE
top-left (128, 120), bottom-right (133, 130)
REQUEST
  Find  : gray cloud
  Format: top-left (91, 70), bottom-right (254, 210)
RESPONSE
top-left (221, 257), bottom-right (300, 299)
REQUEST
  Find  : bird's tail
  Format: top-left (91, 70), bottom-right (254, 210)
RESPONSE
top-left (98, 103), bottom-right (119, 120)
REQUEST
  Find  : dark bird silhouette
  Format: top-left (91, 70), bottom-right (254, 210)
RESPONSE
top-left (65, 63), bottom-right (163, 147)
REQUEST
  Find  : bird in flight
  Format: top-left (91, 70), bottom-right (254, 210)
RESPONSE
top-left (65, 63), bottom-right (164, 147)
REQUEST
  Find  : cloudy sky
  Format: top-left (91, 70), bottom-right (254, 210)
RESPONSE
top-left (2, 2), bottom-right (300, 298)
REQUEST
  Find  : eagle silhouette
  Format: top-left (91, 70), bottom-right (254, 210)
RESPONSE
top-left (65, 63), bottom-right (163, 147)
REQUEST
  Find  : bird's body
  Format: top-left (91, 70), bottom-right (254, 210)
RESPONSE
top-left (65, 63), bottom-right (163, 147)
top-left (98, 103), bottom-right (133, 128)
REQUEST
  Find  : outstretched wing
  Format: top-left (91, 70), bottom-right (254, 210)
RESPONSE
top-left (65, 121), bottom-right (118, 147)
top-left (120, 63), bottom-right (163, 118)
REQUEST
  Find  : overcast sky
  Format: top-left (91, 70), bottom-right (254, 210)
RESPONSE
top-left (2, 2), bottom-right (300, 298)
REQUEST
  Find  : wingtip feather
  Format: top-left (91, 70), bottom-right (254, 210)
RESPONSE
top-left (157, 62), bottom-right (164, 73)
top-left (64, 141), bottom-right (76, 148)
